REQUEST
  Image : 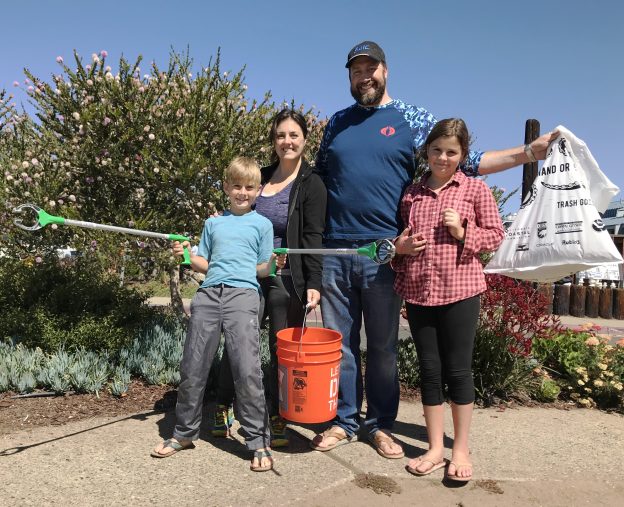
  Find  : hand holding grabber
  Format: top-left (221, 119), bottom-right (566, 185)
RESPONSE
top-left (12, 203), bottom-right (192, 265)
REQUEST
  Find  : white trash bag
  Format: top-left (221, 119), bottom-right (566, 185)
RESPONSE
top-left (485, 125), bottom-right (622, 282)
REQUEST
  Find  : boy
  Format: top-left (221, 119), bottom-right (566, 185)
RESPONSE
top-left (151, 157), bottom-right (276, 472)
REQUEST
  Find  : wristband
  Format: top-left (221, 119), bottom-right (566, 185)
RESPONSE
top-left (524, 143), bottom-right (537, 163)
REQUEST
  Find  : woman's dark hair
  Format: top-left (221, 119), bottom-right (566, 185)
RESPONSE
top-left (269, 109), bottom-right (308, 163)
top-left (423, 118), bottom-right (472, 164)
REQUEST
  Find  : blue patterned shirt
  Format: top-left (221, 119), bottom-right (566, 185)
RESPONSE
top-left (316, 99), bottom-right (483, 240)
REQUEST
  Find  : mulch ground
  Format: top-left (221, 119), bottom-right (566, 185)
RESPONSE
top-left (0, 381), bottom-right (177, 435)
top-left (1, 381), bottom-right (576, 437)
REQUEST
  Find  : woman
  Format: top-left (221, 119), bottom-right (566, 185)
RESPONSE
top-left (213, 109), bottom-right (327, 447)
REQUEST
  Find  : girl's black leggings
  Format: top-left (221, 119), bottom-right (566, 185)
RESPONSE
top-left (405, 295), bottom-right (480, 406)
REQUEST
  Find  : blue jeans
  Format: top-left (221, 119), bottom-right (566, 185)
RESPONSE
top-left (321, 239), bottom-right (401, 437)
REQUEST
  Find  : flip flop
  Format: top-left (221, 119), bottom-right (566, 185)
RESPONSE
top-left (250, 449), bottom-right (273, 472)
top-left (150, 438), bottom-right (193, 458)
top-left (369, 430), bottom-right (405, 459)
top-left (310, 426), bottom-right (353, 451)
top-left (447, 461), bottom-right (473, 482)
top-left (406, 458), bottom-right (448, 476)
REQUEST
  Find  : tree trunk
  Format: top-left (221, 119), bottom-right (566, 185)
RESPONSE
top-left (599, 288), bottom-right (613, 319)
top-left (569, 285), bottom-right (586, 317)
top-left (553, 284), bottom-right (570, 316)
top-left (585, 286), bottom-right (600, 318)
top-left (613, 288), bottom-right (624, 320)
top-left (536, 283), bottom-right (553, 314)
top-left (168, 265), bottom-right (188, 324)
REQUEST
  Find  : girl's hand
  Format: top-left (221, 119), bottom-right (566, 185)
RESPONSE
top-left (442, 208), bottom-right (465, 241)
top-left (306, 289), bottom-right (321, 310)
top-left (394, 227), bottom-right (427, 255)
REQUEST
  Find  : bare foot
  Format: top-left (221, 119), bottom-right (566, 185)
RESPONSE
top-left (406, 450), bottom-right (446, 474)
top-left (151, 438), bottom-right (193, 458)
top-left (250, 447), bottom-right (273, 472)
top-left (448, 451), bottom-right (473, 480)
top-left (310, 426), bottom-right (351, 451)
top-left (370, 430), bottom-right (405, 459)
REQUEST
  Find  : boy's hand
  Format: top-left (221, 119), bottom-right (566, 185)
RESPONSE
top-left (172, 240), bottom-right (191, 257)
top-left (442, 208), bottom-right (465, 241)
top-left (394, 227), bottom-right (426, 255)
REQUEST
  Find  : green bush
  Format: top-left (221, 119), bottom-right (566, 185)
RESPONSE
top-left (533, 326), bottom-right (624, 410)
top-left (397, 338), bottom-right (420, 388)
top-left (472, 329), bottom-right (540, 405)
top-left (0, 255), bottom-right (158, 351)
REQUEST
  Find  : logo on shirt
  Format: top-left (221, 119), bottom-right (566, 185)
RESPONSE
top-left (380, 126), bottom-right (396, 137)
top-left (537, 221), bottom-right (547, 238)
top-left (558, 138), bottom-right (569, 156)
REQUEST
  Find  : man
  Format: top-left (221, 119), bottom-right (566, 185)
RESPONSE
top-left (311, 40), bottom-right (556, 458)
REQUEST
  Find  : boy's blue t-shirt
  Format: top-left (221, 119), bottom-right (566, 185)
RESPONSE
top-left (196, 210), bottom-right (273, 291)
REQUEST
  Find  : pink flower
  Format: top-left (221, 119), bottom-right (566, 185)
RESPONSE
top-left (12, 81), bottom-right (19, 87)
top-left (103, 117), bottom-right (111, 126)
top-left (616, 338), bottom-right (624, 347)
top-left (35, 256), bottom-right (42, 263)
top-left (56, 56), bottom-right (64, 64)
top-left (585, 337), bottom-right (600, 347)
top-left (27, 86), bottom-right (34, 92)
top-left (100, 50), bottom-right (108, 58)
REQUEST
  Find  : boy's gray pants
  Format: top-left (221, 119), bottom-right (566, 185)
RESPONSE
top-left (173, 286), bottom-right (270, 450)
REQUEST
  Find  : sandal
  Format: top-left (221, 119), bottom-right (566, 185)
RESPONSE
top-left (150, 438), bottom-right (194, 458)
top-left (250, 449), bottom-right (273, 472)
top-left (310, 426), bottom-right (353, 451)
top-left (369, 430), bottom-right (405, 459)
top-left (447, 461), bottom-right (473, 482)
top-left (406, 457), bottom-right (448, 476)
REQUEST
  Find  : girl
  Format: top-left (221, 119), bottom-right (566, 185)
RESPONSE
top-left (392, 118), bottom-right (504, 481)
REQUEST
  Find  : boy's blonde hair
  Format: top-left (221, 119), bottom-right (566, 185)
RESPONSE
top-left (223, 156), bottom-right (261, 187)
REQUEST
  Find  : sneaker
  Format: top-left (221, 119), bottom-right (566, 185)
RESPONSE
top-left (270, 415), bottom-right (289, 448)
top-left (211, 404), bottom-right (234, 437)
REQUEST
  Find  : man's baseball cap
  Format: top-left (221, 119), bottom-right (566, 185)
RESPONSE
top-left (345, 41), bottom-right (386, 68)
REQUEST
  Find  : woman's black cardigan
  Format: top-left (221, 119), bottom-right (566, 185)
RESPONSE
top-left (260, 159), bottom-right (327, 303)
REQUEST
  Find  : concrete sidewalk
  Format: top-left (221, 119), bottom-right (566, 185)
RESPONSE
top-left (1, 400), bottom-right (622, 506)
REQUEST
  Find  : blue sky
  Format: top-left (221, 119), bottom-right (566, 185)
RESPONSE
top-left (2, 0), bottom-right (622, 213)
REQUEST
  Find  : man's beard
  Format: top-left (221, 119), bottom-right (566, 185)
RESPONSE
top-left (350, 77), bottom-right (386, 106)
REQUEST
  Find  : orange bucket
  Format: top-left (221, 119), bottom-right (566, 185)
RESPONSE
top-left (276, 325), bottom-right (342, 423)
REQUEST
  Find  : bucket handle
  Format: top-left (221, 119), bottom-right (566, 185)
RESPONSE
top-left (297, 303), bottom-right (316, 360)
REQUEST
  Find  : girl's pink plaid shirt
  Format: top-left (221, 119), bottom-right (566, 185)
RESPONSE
top-left (392, 171), bottom-right (504, 306)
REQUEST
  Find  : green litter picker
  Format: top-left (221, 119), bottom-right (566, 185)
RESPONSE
top-left (271, 238), bottom-right (396, 276)
top-left (12, 203), bottom-right (191, 265)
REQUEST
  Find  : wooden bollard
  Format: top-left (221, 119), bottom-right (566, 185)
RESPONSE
top-left (613, 288), bottom-right (624, 320)
top-left (585, 286), bottom-right (600, 318)
top-left (536, 283), bottom-right (553, 314)
top-left (599, 288), bottom-right (613, 319)
top-left (553, 284), bottom-right (570, 316)
top-left (569, 285), bottom-right (586, 317)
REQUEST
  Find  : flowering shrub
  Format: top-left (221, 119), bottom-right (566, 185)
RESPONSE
top-left (1, 48), bottom-right (325, 320)
top-left (533, 323), bottom-right (624, 410)
top-left (480, 275), bottom-right (561, 356)
top-left (470, 275), bottom-right (560, 404)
